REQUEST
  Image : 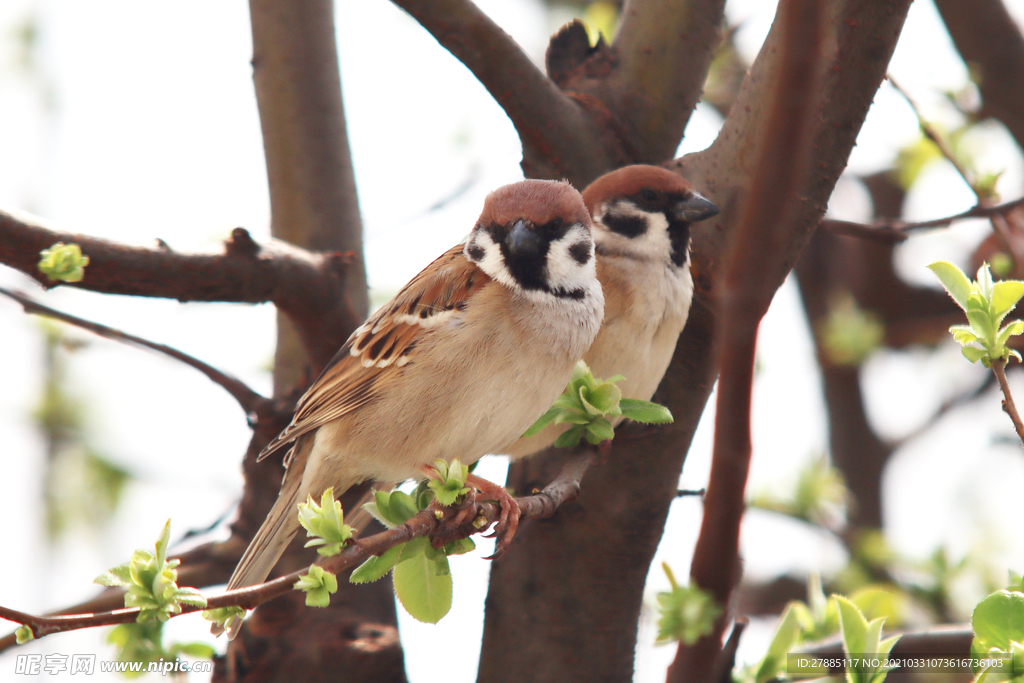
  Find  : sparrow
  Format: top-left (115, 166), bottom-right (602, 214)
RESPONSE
top-left (223, 180), bottom-right (604, 609)
top-left (507, 165), bottom-right (719, 457)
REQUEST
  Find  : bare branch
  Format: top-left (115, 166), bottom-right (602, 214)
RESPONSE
top-left (609, 0), bottom-right (726, 162)
top-left (889, 76), bottom-right (1024, 275)
top-left (389, 0), bottom-right (614, 187)
top-left (0, 454), bottom-right (592, 645)
top-left (674, 1), bottom-right (824, 681)
top-left (819, 196), bottom-right (1024, 243)
top-left (0, 286), bottom-right (271, 417)
top-left (0, 211), bottom-right (360, 372)
top-left (991, 358), bottom-right (1024, 445)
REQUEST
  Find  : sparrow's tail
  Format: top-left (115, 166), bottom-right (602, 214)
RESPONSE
top-left (221, 437), bottom-right (312, 635)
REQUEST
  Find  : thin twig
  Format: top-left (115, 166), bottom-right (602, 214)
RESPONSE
top-left (0, 286), bottom-right (272, 417)
top-left (0, 453), bottom-right (594, 645)
top-left (820, 196), bottom-right (1024, 243)
top-left (889, 75), bottom-right (1024, 274)
top-left (990, 358), bottom-right (1024, 445)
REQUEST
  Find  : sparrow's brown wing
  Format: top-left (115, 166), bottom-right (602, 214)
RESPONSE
top-left (257, 245), bottom-right (489, 462)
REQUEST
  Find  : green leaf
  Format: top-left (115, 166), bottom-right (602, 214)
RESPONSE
top-left (966, 308), bottom-right (996, 347)
top-left (997, 320), bottom-right (1024, 348)
top-left (522, 406), bottom-right (561, 437)
top-left (388, 491), bottom-right (420, 525)
top-left (95, 563), bottom-right (134, 587)
top-left (444, 537), bottom-right (476, 556)
top-left (584, 416), bottom-right (615, 444)
top-left (619, 398), bottom-right (674, 424)
top-left (992, 281), bottom-right (1024, 321)
top-left (654, 569), bottom-right (721, 645)
top-left (294, 565), bottom-right (338, 608)
top-left (350, 544), bottom-right (404, 584)
top-left (949, 324), bottom-right (979, 345)
top-left (38, 242), bottom-right (90, 283)
top-left (755, 604), bottom-right (803, 683)
top-left (202, 606), bottom-right (246, 631)
top-left (973, 590), bottom-right (1024, 651)
top-left (836, 595), bottom-right (868, 655)
top-left (962, 346), bottom-right (989, 364)
top-left (928, 261), bottom-right (972, 311)
top-left (553, 424), bottom-right (585, 448)
top-left (978, 263), bottom-right (996, 300)
top-left (587, 382), bottom-right (622, 414)
top-left (428, 458), bottom-right (471, 506)
top-left (393, 549), bottom-right (453, 623)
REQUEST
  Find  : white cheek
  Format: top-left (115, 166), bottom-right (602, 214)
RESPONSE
top-left (595, 204), bottom-right (674, 261)
top-left (545, 224), bottom-right (597, 290)
top-left (465, 231), bottom-right (517, 289)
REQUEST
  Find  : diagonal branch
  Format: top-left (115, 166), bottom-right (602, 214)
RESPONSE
top-left (0, 452), bottom-right (593, 646)
top-left (0, 286), bottom-right (271, 417)
top-left (608, 0), bottom-right (726, 162)
top-left (671, 1), bottom-right (824, 682)
top-left (0, 210), bottom-right (361, 372)
top-left (389, 0), bottom-right (614, 187)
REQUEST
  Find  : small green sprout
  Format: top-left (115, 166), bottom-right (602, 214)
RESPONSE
top-left (294, 565), bottom-right (338, 608)
top-left (836, 595), bottom-right (901, 683)
top-left (94, 520), bottom-right (207, 622)
top-left (350, 483), bottom-right (476, 623)
top-left (655, 563), bottom-right (721, 645)
top-left (14, 625), bottom-right (33, 644)
top-left (929, 261), bottom-right (1024, 367)
top-left (297, 487), bottom-right (353, 557)
top-left (38, 242), bottom-right (90, 283)
top-left (428, 458), bottom-right (471, 506)
top-left (818, 294), bottom-right (884, 366)
top-left (525, 361), bottom-right (673, 447)
top-left (202, 606), bottom-right (246, 633)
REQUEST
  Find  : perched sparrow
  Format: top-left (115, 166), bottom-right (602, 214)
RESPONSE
top-left (508, 165), bottom-right (719, 457)
top-left (223, 180), bottom-right (604, 609)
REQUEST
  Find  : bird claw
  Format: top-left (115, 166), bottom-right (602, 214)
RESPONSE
top-left (466, 474), bottom-right (520, 559)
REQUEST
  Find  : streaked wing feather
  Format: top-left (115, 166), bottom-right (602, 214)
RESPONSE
top-left (257, 245), bottom-right (486, 461)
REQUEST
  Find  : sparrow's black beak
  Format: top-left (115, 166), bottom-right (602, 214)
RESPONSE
top-left (506, 219), bottom-right (541, 254)
top-left (676, 194), bottom-right (720, 223)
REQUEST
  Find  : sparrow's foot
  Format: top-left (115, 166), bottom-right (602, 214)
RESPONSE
top-left (428, 486), bottom-right (480, 548)
top-left (467, 473), bottom-right (520, 558)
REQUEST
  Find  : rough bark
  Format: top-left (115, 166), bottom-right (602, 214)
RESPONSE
top-left (216, 1), bottom-right (397, 681)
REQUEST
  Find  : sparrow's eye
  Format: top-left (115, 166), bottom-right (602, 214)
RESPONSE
top-left (541, 217), bottom-right (564, 237)
top-left (640, 188), bottom-right (658, 202)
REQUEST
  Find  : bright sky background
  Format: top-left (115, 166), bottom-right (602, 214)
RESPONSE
top-left (2, 0), bottom-right (1024, 681)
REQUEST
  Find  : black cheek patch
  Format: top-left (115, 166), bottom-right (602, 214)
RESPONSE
top-left (603, 212), bottom-right (648, 238)
top-left (466, 243), bottom-right (485, 261)
top-left (568, 241), bottom-right (591, 265)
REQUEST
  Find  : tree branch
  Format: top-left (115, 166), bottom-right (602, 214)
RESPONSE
top-left (0, 286), bottom-right (272, 418)
top-left (608, 0), bottom-right (726, 162)
top-left (389, 0), bottom-right (615, 187)
top-left (0, 453), bottom-right (592, 646)
top-left (0, 211), bottom-right (360, 372)
top-left (249, 0), bottom-right (369, 392)
top-left (990, 358), bottom-right (1024, 445)
top-left (819, 196), bottom-right (1024, 243)
top-left (672, 2), bottom-right (824, 682)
